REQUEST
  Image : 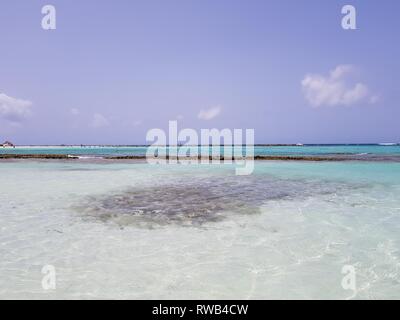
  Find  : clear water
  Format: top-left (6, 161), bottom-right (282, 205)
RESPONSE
top-left (1, 144), bottom-right (400, 159)
top-left (0, 160), bottom-right (399, 299)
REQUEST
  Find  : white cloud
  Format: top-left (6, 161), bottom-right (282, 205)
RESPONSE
top-left (70, 108), bottom-right (80, 116)
top-left (301, 65), bottom-right (377, 107)
top-left (90, 113), bottom-right (110, 128)
top-left (330, 64), bottom-right (354, 80)
top-left (0, 93), bottom-right (32, 122)
top-left (198, 106), bottom-right (221, 120)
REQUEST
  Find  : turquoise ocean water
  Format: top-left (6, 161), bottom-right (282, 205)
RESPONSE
top-left (1, 144), bottom-right (400, 159)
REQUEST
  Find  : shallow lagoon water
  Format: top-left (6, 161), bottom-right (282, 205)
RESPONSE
top-left (0, 160), bottom-right (399, 299)
top-left (2, 144), bottom-right (400, 159)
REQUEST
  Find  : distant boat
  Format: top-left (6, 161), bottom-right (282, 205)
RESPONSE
top-left (296, 143), bottom-right (304, 146)
top-left (379, 143), bottom-right (397, 146)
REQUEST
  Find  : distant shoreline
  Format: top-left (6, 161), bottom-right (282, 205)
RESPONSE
top-left (1, 143), bottom-right (399, 148)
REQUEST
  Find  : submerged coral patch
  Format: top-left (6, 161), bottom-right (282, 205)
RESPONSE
top-left (75, 175), bottom-right (361, 228)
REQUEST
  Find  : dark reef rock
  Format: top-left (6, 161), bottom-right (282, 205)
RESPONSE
top-left (0, 154), bottom-right (78, 159)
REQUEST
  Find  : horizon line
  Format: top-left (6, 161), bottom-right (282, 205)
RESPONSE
top-left (2, 143), bottom-right (400, 147)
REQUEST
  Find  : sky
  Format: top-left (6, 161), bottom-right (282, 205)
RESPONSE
top-left (0, 0), bottom-right (399, 145)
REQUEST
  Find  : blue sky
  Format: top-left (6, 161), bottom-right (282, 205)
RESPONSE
top-left (0, 0), bottom-right (399, 144)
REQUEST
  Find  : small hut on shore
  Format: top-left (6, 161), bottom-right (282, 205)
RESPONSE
top-left (2, 141), bottom-right (15, 148)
